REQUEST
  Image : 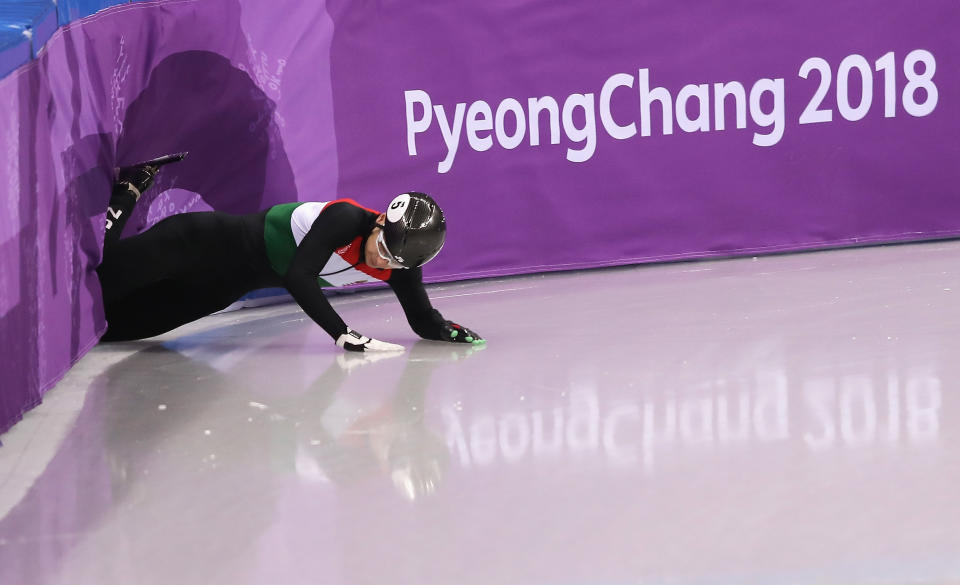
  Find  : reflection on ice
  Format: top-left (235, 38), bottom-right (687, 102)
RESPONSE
top-left (441, 360), bottom-right (944, 474)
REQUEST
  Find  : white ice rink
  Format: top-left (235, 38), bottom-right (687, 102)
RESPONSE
top-left (2, 240), bottom-right (960, 585)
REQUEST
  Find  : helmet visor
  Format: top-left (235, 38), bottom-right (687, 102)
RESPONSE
top-left (376, 229), bottom-right (407, 269)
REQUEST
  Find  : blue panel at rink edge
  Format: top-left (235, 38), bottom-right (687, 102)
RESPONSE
top-left (0, 3), bottom-right (46, 79)
top-left (31, 3), bottom-right (58, 54)
top-left (0, 1), bottom-right (59, 77)
top-left (0, 28), bottom-right (30, 79)
top-left (57, 0), bottom-right (127, 26)
top-left (0, 0), bottom-right (127, 79)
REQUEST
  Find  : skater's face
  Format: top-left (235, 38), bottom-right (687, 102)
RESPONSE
top-left (366, 213), bottom-right (406, 270)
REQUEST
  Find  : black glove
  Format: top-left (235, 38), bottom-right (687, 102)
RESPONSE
top-left (116, 164), bottom-right (159, 196)
top-left (336, 328), bottom-right (405, 352)
top-left (439, 321), bottom-right (484, 345)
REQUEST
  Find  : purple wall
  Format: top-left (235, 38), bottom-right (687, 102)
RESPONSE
top-left (330, 0), bottom-right (960, 277)
top-left (0, 0), bottom-right (335, 433)
top-left (1, 0), bottom-right (959, 433)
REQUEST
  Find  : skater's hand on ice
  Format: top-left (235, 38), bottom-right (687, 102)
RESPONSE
top-left (439, 321), bottom-right (485, 345)
top-left (336, 329), bottom-right (404, 353)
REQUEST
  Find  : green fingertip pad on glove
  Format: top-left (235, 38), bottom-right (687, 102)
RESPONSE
top-left (450, 329), bottom-right (459, 338)
top-left (465, 336), bottom-right (473, 342)
top-left (472, 338), bottom-right (486, 345)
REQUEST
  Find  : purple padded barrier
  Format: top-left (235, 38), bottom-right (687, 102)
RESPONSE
top-left (329, 0), bottom-right (960, 279)
top-left (0, 0), bottom-right (959, 433)
top-left (0, 0), bottom-right (334, 433)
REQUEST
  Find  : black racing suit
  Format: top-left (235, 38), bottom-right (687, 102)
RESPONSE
top-left (97, 197), bottom-right (447, 342)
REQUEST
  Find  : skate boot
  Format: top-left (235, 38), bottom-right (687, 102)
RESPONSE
top-left (105, 152), bottom-right (187, 245)
top-left (116, 163), bottom-right (160, 200)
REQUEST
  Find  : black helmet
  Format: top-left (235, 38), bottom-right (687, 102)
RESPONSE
top-left (380, 192), bottom-right (446, 268)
